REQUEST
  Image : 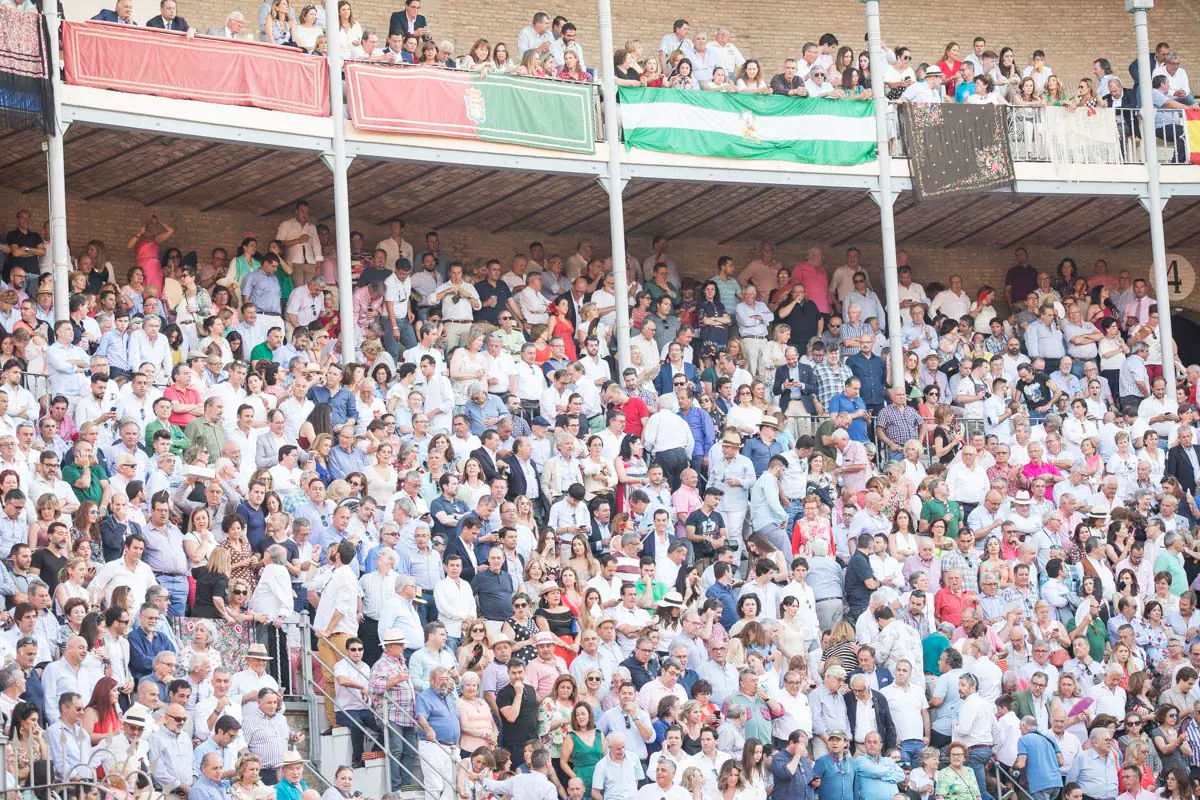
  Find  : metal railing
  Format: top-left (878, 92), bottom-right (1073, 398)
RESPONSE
top-left (305, 627), bottom-right (479, 797)
top-left (889, 103), bottom-right (1190, 166)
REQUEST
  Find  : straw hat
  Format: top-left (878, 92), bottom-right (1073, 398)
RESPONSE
top-left (246, 643), bottom-right (273, 661)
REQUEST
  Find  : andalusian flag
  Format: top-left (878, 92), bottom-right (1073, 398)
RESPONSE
top-left (1187, 108), bottom-right (1200, 165)
top-left (345, 64), bottom-right (596, 154)
top-left (619, 87), bottom-right (876, 166)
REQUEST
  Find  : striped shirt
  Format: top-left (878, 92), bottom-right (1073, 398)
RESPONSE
top-left (241, 703), bottom-right (291, 769)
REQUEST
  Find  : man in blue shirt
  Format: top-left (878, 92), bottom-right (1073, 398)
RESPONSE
top-left (414, 667), bottom-right (462, 800)
top-left (465, 384), bottom-right (509, 437)
top-left (677, 390), bottom-right (715, 475)
top-left (771, 729), bottom-right (817, 800)
top-left (306, 364), bottom-right (357, 428)
top-left (812, 730), bottom-right (856, 800)
top-left (827, 378), bottom-right (869, 443)
top-left (743, 416), bottom-right (785, 476)
top-left (1014, 716), bottom-right (1063, 800)
top-left (853, 731), bottom-right (905, 800)
top-left (1065, 727), bottom-right (1119, 800)
top-left (846, 335), bottom-right (887, 415)
top-left (705, 562), bottom-right (739, 629)
top-left (327, 425), bottom-right (368, 480)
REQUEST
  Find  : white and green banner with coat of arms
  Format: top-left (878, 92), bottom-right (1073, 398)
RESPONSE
top-left (618, 87), bottom-right (876, 166)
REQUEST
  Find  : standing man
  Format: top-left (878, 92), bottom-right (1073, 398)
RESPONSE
top-left (414, 667), bottom-right (461, 800)
top-left (735, 286), bottom-right (774, 378)
top-left (312, 541), bottom-right (360, 728)
top-left (956, 673), bottom-right (997, 800)
top-left (275, 201), bottom-right (321, 286)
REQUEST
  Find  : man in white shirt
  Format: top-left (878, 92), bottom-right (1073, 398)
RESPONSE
top-left (902, 64), bottom-right (944, 103)
top-left (658, 18), bottom-right (695, 64)
top-left (312, 541), bottom-right (360, 726)
top-left (516, 12), bottom-right (553, 57)
top-left (375, 219), bottom-right (413, 271)
top-left (432, 554), bottom-right (475, 652)
top-left (712, 27), bottom-right (745, 77)
top-left (286, 272), bottom-right (325, 331)
top-left (549, 22), bottom-right (585, 69)
top-left (930, 275), bottom-right (972, 321)
top-left (643, 395), bottom-right (695, 492)
top-left (435, 263), bottom-right (481, 350)
top-left (956, 672), bottom-right (996, 793)
top-left (274, 201), bottom-right (321, 285)
top-left (881, 659), bottom-right (929, 767)
top-left (128, 316), bottom-right (172, 384)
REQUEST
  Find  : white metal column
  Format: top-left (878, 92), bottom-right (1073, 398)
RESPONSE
top-left (861, 0), bottom-right (905, 389)
top-left (1129, 0), bottom-right (1175, 397)
top-left (596, 0), bottom-right (631, 372)
top-left (325, 0), bottom-right (355, 362)
top-left (43, 1), bottom-right (70, 321)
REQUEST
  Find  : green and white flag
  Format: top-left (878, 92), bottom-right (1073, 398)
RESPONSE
top-left (618, 87), bottom-right (876, 166)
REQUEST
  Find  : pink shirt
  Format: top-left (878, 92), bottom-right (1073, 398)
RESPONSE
top-left (791, 262), bottom-right (831, 313)
top-left (839, 441), bottom-right (870, 494)
top-left (1021, 461), bottom-right (1063, 500)
top-left (524, 654), bottom-right (568, 698)
top-left (671, 485), bottom-right (701, 525)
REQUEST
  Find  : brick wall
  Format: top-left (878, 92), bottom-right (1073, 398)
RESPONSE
top-left (65, 0), bottom-right (1198, 91)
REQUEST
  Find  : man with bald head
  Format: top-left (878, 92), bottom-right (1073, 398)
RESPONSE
top-left (149, 701), bottom-right (194, 795)
top-left (42, 635), bottom-right (88, 724)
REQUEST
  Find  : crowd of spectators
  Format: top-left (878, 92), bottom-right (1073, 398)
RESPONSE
top-left (81, 0), bottom-right (1197, 117)
top-left (3, 185), bottom-right (1200, 800)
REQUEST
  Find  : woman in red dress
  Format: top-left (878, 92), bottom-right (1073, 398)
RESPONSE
top-left (935, 42), bottom-right (963, 96)
top-left (549, 297), bottom-right (578, 360)
top-left (81, 677), bottom-right (121, 753)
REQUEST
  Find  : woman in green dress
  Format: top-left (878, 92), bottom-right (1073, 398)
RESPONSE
top-left (935, 742), bottom-right (982, 800)
top-left (559, 702), bottom-right (605, 797)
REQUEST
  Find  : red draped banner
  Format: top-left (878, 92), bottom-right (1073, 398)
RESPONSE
top-left (62, 21), bottom-right (329, 117)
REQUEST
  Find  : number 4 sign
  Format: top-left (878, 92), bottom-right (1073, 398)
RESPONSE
top-left (1149, 254), bottom-right (1196, 303)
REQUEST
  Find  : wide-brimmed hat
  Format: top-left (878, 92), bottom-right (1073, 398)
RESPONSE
top-left (281, 750), bottom-right (304, 767)
top-left (534, 631), bottom-right (556, 646)
top-left (1012, 491), bottom-right (1033, 505)
top-left (123, 708), bottom-right (148, 728)
top-left (659, 591), bottom-right (685, 609)
top-left (595, 616), bottom-right (615, 627)
top-left (246, 643), bottom-right (273, 661)
top-left (538, 581), bottom-right (563, 596)
top-left (381, 629), bottom-right (407, 646)
top-left (491, 633), bottom-right (513, 646)
top-left (760, 415), bottom-right (779, 429)
top-left (722, 432), bottom-right (742, 447)
top-left (924, 65), bottom-right (944, 78)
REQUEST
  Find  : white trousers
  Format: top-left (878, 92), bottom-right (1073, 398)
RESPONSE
top-left (418, 740), bottom-right (459, 800)
top-left (741, 337), bottom-right (766, 377)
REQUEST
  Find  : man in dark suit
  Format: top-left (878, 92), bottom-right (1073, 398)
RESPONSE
top-left (844, 673), bottom-right (897, 754)
top-left (501, 437), bottom-right (538, 502)
top-left (848, 645), bottom-right (894, 691)
top-left (773, 346), bottom-right (818, 439)
top-left (91, 0), bottom-right (135, 24)
top-left (1166, 424), bottom-right (1200, 495)
top-left (146, 0), bottom-right (190, 31)
top-left (442, 516), bottom-right (480, 582)
top-left (470, 431), bottom-right (508, 483)
top-left (388, 0), bottom-right (428, 38)
top-left (557, 276), bottom-right (591, 331)
top-left (653, 353), bottom-right (700, 396)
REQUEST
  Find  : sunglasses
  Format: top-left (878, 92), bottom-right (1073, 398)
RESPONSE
top-left (513, 603), bottom-right (528, 609)
top-left (348, 647), bottom-right (364, 652)
top-left (231, 590), bottom-right (247, 596)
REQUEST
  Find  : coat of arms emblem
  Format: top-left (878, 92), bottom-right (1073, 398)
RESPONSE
top-left (465, 87), bottom-right (486, 125)
top-left (739, 109), bottom-right (759, 142)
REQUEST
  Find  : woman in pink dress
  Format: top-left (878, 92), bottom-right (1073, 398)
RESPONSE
top-left (126, 214), bottom-right (174, 297)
